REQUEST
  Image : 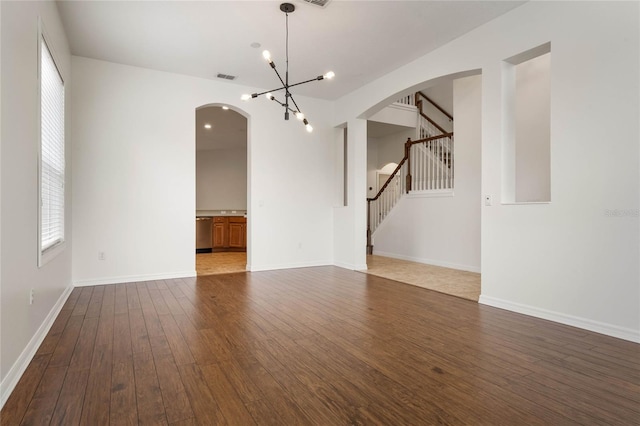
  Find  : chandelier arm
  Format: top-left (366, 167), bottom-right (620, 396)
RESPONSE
top-left (271, 95), bottom-right (307, 126)
top-left (285, 76), bottom-right (326, 90)
top-left (252, 86), bottom-right (288, 98)
top-left (243, 3), bottom-right (324, 132)
top-left (271, 97), bottom-right (299, 116)
top-left (269, 64), bottom-right (289, 94)
top-left (269, 96), bottom-right (286, 107)
top-left (288, 93), bottom-right (302, 114)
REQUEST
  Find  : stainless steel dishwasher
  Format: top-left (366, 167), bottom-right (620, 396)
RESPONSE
top-left (195, 217), bottom-right (212, 253)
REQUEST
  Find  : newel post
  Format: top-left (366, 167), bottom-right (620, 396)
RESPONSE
top-left (366, 199), bottom-right (373, 255)
top-left (405, 138), bottom-right (412, 193)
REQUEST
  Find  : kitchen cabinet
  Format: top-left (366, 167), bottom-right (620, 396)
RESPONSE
top-left (212, 216), bottom-right (246, 251)
top-left (228, 217), bottom-right (246, 249)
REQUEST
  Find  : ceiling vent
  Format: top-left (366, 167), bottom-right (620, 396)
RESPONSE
top-left (217, 73), bottom-right (236, 81)
top-left (298, 0), bottom-right (331, 8)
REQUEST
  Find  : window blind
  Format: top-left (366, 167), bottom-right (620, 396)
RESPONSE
top-left (40, 36), bottom-right (65, 253)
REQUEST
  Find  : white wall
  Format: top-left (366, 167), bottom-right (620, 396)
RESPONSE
top-left (333, 119), bottom-right (368, 270)
top-left (1, 0), bottom-right (73, 405)
top-left (72, 56), bottom-right (335, 283)
top-left (196, 148), bottom-right (247, 210)
top-left (369, 103), bottom-right (416, 128)
top-left (366, 128), bottom-right (414, 198)
top-left (515, 52), bottom-right (551, 202)
top-left (334, 2), bottom-right (639, 342)
top-left (376, 128), bottom-right (414, 167)
top-left (366, 138), bottom-right (378, 198)
top-left (372, 75), bottom-right (482, 272)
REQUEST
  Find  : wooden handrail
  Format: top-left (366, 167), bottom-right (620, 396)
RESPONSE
top-left (418, 105), bottom-right (448, 135)
top-left (417, 91), bottom-right (453, 122)
top-left (408, 133), bottom-right (454, 147)
top-left (367, 133), bottom-right (453, 202)
top-left (367, 132), bottom-right (454, 252)
top-left (367, 156), bottom-right (408, 202)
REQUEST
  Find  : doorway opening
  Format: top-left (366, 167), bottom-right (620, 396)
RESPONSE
top-left (195, 104), bottom-right (248, 275)
top-left (364, 74), bottom-right (482, 301)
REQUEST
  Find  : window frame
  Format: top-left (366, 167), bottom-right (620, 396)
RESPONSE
top-left (37, 19), bottom-right (66, 267)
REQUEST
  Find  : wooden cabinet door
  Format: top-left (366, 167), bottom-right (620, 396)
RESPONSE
top-left (213, 222), bottom-right (226, 248)
top-left (228, 223), bottom-right (245, 248)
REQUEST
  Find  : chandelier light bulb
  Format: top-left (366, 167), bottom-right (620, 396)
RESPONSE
top-left (245, 3), bottom-right (335, 133)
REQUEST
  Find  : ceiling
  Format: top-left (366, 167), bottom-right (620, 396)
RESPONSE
top-left (56, 0), bottom-right (526, 101)
top-left (196, 106), bottom-right (247, 151)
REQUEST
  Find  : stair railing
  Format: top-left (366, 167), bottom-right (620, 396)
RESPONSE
top-left (367, 133), bottom-right (454, 253)
top-left (415, 91), bottom-right (453, 122)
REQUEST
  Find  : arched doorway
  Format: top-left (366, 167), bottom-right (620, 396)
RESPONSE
top-left (195, 104), bottom-right (249, 275)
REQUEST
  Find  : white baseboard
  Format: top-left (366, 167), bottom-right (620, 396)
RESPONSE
top-left (248, 260), bottom-right (332, 272)
top-left (0, 284), bottom-right (74, 409)
top-left (74, 270), bottom-right (197, 287)
top-left (333, 261), bottom-right (368, 271)
top-left (479, 295), bottom-right (640, 343)
top-left (372, 250), bottom-right (481, 274)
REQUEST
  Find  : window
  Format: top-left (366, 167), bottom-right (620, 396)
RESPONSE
top-left (39, 31), bottom-right (65, 265)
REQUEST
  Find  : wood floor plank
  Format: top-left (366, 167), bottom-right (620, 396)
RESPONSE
top-left (0, 354), bottom-right (50, 425)
top-left (126, 284), bottom-right (142, 312)
top-left (114, 283), bottom-right (129, 315)
top-left (71, 287), bottom-right (94, 317)
top-left (110, 358), bottom-right (137, 425)
top-left (101, 283), bottom-right (116, 319)
top-left (68, 317), bottom-right (100, 371)
top-left (235, 356), bottom-right (312, 425)
top-left (132, 350), bottom-right (167, 425)
top-left (79, 313), bottom-right (114, 426)
top-left (20, 365), bottom-right (67, 426)
top-left (36, 308), bottom-right (73, 356)
top-left (110, 314), bottom-right (137, 425)
top-left (153, 354), bottom-right (194, 424)
top-left (177, 363), bottom-right (227, 425)
top-left (199, 363), bottom-right (256, 425)
top-left (138, 284), bottom-right (165, 338)
top-left (129, 308), bottom-right (152, 354)
top-left (48, 315), bottom-right (84, 368)
top-left (50, 369), bottom-right (90, 425)
top-left (6, 268), bottom-right (640, 425)
top-left (85, 285), bottom-right (105, 318)
top-left (157, 315), bottom-right (195, 366)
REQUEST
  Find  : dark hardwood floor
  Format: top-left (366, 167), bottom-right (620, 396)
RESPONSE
top-left (2, 266), bottom-right (639, 425)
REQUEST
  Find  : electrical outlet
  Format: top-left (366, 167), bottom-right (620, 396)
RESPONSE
top-left (98, 251), bottom-right (106, 261)
top-left (29, 288), bottom-right (34, 305)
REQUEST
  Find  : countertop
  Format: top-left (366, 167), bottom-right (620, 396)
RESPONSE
top-left (196, 210), bottom-right (247, 217)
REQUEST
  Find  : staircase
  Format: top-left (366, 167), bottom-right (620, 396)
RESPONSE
top-left (367, 93), bottom-right (454, 254)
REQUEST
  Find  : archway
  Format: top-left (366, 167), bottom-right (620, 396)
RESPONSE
top-left (194, 103), bottom-right (251, 275)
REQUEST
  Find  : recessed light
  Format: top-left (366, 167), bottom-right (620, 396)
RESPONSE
top-left (204, 123), bottom-right (212, 129)
top-left (222, 106), bottom-right (229, 110)
top-left (250, 42), bottom-right (261, 49)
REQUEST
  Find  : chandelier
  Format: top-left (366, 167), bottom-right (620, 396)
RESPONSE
top-left (241, 2), bottom-right (334, 133)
